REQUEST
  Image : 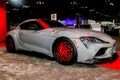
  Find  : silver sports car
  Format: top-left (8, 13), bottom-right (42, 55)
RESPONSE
top-left (6, 19), bottom-right (118, 65)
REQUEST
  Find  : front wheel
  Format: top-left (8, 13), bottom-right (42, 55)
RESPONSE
top-left (53, 38), bottom-right (77, 65)
top-left (6, 36), bottom-right (16, 52)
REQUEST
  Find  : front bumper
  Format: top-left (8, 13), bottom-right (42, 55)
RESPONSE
top-left (79, 53), bottom-right (118, 64)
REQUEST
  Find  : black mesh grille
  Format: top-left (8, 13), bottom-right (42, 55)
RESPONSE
top-left (95, 48), bottom-right (107, 56)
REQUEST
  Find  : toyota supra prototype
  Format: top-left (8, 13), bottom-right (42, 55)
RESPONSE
top-left (5, 19), bottom-right (118, 65)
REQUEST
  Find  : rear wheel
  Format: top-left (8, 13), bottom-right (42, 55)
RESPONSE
top-left (53, 38), bottom-right (77, 65)
top-left (6, 36), bottom-right (16, 52)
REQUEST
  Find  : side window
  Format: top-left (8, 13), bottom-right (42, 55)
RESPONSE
top-left (20, 21), bottom-right (44, 30)
top-left (20, 22), bottom-right (29, 30)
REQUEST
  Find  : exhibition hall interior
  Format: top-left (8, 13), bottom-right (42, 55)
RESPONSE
top-left (0, 0), bottom-right (120, 80)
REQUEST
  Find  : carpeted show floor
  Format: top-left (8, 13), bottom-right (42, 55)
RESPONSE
top-left (0, 41), bottom-right (120, 70)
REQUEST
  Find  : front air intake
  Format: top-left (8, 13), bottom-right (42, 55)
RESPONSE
top-left (95, 48), bottom-right (107, 56)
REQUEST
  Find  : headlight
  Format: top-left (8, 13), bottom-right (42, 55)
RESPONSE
top-left (80, 36), bottom-right (109, 43)
top-left (80, 36), bottom-right (109, 48)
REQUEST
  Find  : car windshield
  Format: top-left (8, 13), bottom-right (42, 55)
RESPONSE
top-left (43, 20), bottom-right (65, 28)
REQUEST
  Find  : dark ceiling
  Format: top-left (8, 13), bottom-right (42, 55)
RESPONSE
top-left (6, 0), bottom-right (120, 22)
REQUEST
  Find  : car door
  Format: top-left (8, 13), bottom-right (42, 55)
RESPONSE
top-left (19, 21), bottom-right (46, 50)
top-left (19, 21), bottom-right (52, 53)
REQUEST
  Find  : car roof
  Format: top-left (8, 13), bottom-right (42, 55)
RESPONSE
top-left (18, 19), bottom-right (40, 25)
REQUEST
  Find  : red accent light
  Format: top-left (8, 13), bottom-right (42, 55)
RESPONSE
top-left (37, 20), bottom-right (50, 29)
top-left (97, 54), bottom-right (120, 70)
top-left (0, 4), bottom-right (7, 41)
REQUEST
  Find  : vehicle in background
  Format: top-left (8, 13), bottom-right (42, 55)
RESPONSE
top-left (103, 23), bottom-right (120, 36)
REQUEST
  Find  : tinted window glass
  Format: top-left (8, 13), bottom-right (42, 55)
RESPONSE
top-left (20, 21), bottom-right (43, 30)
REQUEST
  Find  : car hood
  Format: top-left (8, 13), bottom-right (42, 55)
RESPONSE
top-left (41, 27), bottom-right (113, 42)
top-left (51, 28), bottom-right (112, 38)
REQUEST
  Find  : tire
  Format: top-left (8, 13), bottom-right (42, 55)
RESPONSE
top-left (6, 36), bottom-right (16, 52)
top-left (53, 38), bottom-right (77, 65)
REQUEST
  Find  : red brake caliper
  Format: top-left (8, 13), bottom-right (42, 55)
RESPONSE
top-left (57, 41), bottom-right (74, 61)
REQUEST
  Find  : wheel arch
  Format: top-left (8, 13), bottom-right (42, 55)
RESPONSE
top-left (6, 34), bottom-right (18, 49)
top-left (6, 34), bottom-right (16, 42)
top-left (5, 34), bottom-right (16, 52)
top-left (6, 35), bottom-right (14, 41)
